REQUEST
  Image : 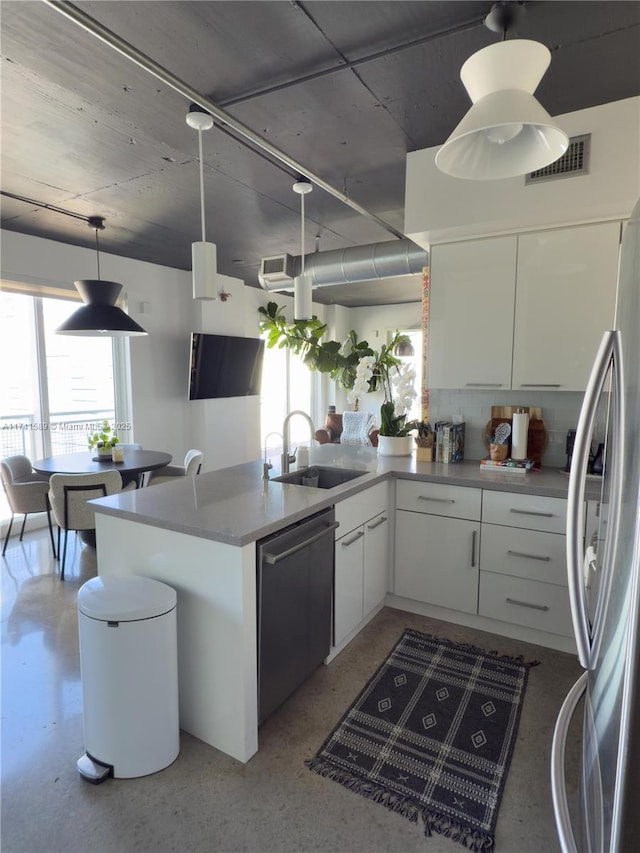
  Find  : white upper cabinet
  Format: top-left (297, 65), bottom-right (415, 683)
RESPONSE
top-left (511, 222), bottom-right (620, 391)
top-left (428, 236), bottom-right (517, 390)
top-left (428, 222), bottom-right (620, 391)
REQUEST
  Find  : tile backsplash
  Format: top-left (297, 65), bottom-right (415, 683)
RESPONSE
top-left (428, 389), bottom-right (609, 469)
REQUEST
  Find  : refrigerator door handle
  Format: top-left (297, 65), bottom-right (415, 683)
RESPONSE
top-left (590, 332), bottom-right (625, 663)
top-left (566, 330), bottom-right (620, 669)
top-left (551, 672), bottom-right (588, 853)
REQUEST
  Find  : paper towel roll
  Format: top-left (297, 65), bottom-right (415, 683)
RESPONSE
top-left (511, 410), bottom-right (529, 460)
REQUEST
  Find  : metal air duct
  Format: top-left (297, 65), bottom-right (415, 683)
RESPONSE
top-left (258, 239), bottom-right (428, 292)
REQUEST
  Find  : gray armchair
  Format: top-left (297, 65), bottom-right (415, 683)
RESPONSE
top-left (1, 455), bottom-right (56, 558)
top-left (146, 449), bottom-right (204, 487)
top-left (48, 471), bottom-right (135, 579)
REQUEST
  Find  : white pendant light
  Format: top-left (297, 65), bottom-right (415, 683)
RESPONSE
top-left (186, 104), bottom-right (217, 300)
top-left (293, 179), bottom-right (313, 321)
top-left (436, 4), bottom-right (568, 180)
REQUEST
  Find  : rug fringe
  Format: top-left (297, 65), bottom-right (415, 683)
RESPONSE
top-left (305, 758), bottom-right (421, 823)
top-left (403, 628), bottom-right (540, 668)
top-left (305, 757), bottom-right (496, 851)
top-left (423, 809), bottom-right (495, 852)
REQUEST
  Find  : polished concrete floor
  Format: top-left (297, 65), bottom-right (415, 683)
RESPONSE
top-left (2, 527), bottom-right (584, 853)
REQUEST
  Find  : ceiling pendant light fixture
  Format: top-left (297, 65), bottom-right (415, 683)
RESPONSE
top-left (393, 338), bottom-right (415, 357)
top-left (293, 178), bottom-right (313, 320)
top-left (55, 217), bottom-right (147, 336)
top-left (435, 1), bottom-right (569, 180)
top-left (186, 103), bottom-right (217, 300)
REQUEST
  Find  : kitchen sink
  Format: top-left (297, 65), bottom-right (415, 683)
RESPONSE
top-left (272, 465), bottom-right (367, 489)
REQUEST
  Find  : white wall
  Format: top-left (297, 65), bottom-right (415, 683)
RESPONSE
top-left (186, 275), bottom-right (330, 469)
top-left (188, 273), bottom-right (261, 470)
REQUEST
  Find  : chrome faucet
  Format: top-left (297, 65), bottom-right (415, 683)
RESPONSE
top-left (282, 410), bottom-right (315, 474)
top-left (263, 431), bottom-right (284, 479)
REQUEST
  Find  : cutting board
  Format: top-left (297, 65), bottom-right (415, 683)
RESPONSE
top-left (483, 406), bottom-right (548, 468)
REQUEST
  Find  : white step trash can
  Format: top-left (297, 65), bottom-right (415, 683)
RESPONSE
top-left (77, 575), bottom-right (180, 783)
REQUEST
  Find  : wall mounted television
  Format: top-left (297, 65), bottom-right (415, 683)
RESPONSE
top-left (188, 333), bottom-right (265, 400)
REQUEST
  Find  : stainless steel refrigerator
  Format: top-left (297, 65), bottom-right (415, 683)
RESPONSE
top-left (551, 195), bottom-right (640, 852)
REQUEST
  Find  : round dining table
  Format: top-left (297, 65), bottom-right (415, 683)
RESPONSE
top-left (32, 449), bottom-right (172, 477)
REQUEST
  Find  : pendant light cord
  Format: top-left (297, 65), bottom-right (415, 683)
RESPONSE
top-left (95, 227), bottom-right (101, 279)
top-left (300, 191), bottom-right (305, 275)
top-left (198, 128), bottom-right (206, 242)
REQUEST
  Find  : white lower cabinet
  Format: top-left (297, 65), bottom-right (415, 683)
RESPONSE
top-left (334, 485), bottom-right (389, 648)
top-left (363, 512), bottom-right (390, 616)
top-left (393, 479), bottom-right (573, 645)
top-left (334, 525), bottom-right (365, 646)
top-left (395, 512), bottom-right (479, 613)
top-left (394, 481), bottom-right (481, 615)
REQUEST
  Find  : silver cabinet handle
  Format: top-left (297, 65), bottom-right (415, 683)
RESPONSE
top-left (341, 530), bottom-right (365, 548)
top-left (471, 530), bottom-right (477, 568)
top-left (567, 330), bottom-right (620, 669)
top-left (551, 673), bottom-right (587, 853)
top-left (263, 521), bottom-right (340, 564)
top-left (465, 382), bottom-right (503, 387)
top-left (506, 597), bottom-right (550, 612)
top-left (519, 383), bottom-right (562, 387)
top-left (510, 508), bottom-right (554, 518)
top-left (418, 496), bottom-right (455, 504)
top-left (507, 550), bottom-right (551, 562)
top-left (367, 516), bottom-right (387, 531)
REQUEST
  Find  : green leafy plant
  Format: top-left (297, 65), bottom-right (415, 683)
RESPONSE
top-left (257, 302), bottom-right (374, 390)
top-left (87, 420), bottom-right (119, 451)
top-left (258, 304), bottom-right (419, 436)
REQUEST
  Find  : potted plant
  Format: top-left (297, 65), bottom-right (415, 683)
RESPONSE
top-left (87, 420), bottom-right (119, 458)
top-left (349, 332), bottom-right (419, 456)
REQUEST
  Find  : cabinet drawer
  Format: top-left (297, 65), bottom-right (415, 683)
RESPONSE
top-left (482, 490), bottom-right (567, 533)
top-left (396, 480), bottom-right (481, 520)
top-left (478, 571), bottom-right (573, 637)
top-left (480, 525), bottom-right (567, 586)
top-left (336, 482), bottom-right (388, 535)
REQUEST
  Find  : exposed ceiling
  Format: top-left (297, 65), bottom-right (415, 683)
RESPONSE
top-left (1, 1), bottom-right (639, 307)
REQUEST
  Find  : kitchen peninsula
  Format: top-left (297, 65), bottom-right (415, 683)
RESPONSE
top-left (92, 445), bottom-right (587, 763)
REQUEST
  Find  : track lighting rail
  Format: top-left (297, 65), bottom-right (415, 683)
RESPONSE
top-left (41, 0), bottom-right (406, 241)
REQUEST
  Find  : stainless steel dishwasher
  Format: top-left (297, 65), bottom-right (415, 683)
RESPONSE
top-left (257, 507), bottom-right (338, 725)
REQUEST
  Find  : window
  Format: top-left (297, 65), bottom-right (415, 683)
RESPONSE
top-left (1, 290), bottom-right (130, 520)
top-left (259, 335), bottom-right (313, 455)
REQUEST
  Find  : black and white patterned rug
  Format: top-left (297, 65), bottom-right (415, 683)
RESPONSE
top-left (306, 629), bottom-right (537, 852)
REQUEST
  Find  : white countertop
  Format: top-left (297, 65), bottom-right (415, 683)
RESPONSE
top-left (92, 445), bottom-right (600, 546)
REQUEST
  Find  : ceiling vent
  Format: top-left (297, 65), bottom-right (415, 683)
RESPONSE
top-left (259, 254), bottom-right (295, 283)
top-left (525, 133), bottom-right (591, 184)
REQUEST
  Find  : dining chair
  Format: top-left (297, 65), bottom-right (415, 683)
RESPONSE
top-left (48, 471), bottom-right (135, 579)
top-left (146, 449), bottom-right (204, 486)
top-left (1, 455), bottom-right (57, 558)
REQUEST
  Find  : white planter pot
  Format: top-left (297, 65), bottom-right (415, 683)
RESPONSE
top-left (377, 435), bottom-right (413, 457)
